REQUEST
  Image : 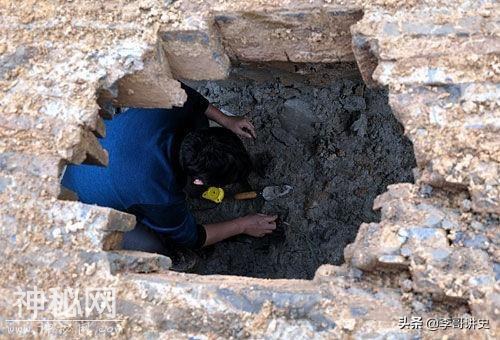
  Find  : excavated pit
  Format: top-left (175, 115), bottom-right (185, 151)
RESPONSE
top-left (185, 62), bottom-right (417, 279)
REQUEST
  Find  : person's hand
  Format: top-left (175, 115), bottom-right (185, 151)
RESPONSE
top-left (225, 116), bottom-right (256, 139)
top-left (237, 213), bottom-right (277, 237)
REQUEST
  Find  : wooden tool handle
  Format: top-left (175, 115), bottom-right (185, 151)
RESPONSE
top-left (234, 191), bottom-right (258, 200)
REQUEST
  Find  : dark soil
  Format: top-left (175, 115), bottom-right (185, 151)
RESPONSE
top-left (186, 64), bottom-right (416, 279)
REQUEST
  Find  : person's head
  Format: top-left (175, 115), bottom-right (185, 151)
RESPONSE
top-left (179, 127), bottom-right (252, 187)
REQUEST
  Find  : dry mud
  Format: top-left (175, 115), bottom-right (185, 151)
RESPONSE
top-left (187, 65), bottom-right (417, 279)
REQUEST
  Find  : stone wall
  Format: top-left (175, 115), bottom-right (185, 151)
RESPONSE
top-left (0, 0), bottom-right (498, 338)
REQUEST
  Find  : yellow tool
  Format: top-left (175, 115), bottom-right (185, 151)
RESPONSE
top-left (202, 187), bottom-right (225, 203)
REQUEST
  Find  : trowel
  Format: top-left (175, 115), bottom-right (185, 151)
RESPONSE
top-left (234, 185), bottom-right (293, 201)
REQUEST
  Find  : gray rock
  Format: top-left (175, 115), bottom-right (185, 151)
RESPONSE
top-left (409, 227), bottom-right (445, 241)
top-left (351, 114), bottom-right (368, 137)
top-left (271, 127), bottom-right (299, 146)
top-left (411, 300), bottom-right (427, 313)
top-left (441, 219), bottom-right (456, 230)
top-left (279, 98), bottom-right (316, 140)
top-left (431, 248), bottom-right (451, 261)
top-left (419, 184), bottom-right (433, 197)
top-left (417, 203), bottom-right (444, 227)
top-left (383, 22), bottom-right (400, 36)
top-left (470, 221), bottom-right (484, 231)
top-left (283, 98), bottom-right (311, 117)
top-left (494, 262), bottom-right (500, 281)
top-left (397, 234), bottom-right (408, 243)
top-left (349, 268), bottom-right (364, 279)
top-left (400, 279), bottom-right (413, 292)
top-left (468, 275), bottom-right (494, 287)
top-left (398, 229), bottom-right (409, 238)
top-left (462, 199), bottom-right (472, 211)
top-left (378, 255), bottom-right (406, 265)
top-left (450, 231), bottom-right (466, 244)
top-left (463, 235), bottom-right (489, 249)
top-left (400, 247), bottom-right (412, 257)
top-left (0, 46), bottom-right (34, 78)
top-left (350, 306), bottom-right (368, 316)
top-left (0, 176), bottom-right (11, 194)
top-left (424, 214), bottom-right (443, 228)
top-left (342, 96), bottom-right (366, 111)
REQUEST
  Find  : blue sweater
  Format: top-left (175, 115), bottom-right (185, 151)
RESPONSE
top-left (62, 84), bottom-right (209, 248)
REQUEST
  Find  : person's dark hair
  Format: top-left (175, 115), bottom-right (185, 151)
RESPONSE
top-left (179, 127), bottom-right (252, 186)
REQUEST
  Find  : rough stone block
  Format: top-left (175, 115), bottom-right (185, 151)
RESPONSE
top-left (107, 250), bottom-right (171, 274)
top-left (45, 201), bottom-right (136, 251)
top-left (160, 28), bottom-right (230, 80)
top-left (279, 98), bottom-right (316, 140)
top-left (351, 33), bottom-right (380, 88)
top-left (98, 49), bottom-right (187, 109)
top-left (410, 247), bottom-right (495, 299)
top-left (0, 153), bottom-right (63, 199)
top-left (214, 8), bottom-right (362, 63)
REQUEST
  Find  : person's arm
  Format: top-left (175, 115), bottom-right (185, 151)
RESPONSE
top-left (181, 82), bottom-right (256, 139)
top-left (129, 203), bottom-right (277, 248)
top-left (203, 214), bottom-right (277, 246)
top-left (204, 104), bottom-right (256, 139)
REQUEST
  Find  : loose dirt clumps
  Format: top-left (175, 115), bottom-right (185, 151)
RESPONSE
top-left (188, 64), bottom-right (416, 279)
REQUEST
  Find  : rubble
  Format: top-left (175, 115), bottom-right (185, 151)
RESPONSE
top-left (189, 71), bottom-right (415, 279)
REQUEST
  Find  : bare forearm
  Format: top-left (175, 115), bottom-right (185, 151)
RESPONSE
top-left (202, 218), bottom-right (243, 246)
top-left (204, 103), bottom-right (256, 139)
top-left (204, 104), bottom-right (230, 127)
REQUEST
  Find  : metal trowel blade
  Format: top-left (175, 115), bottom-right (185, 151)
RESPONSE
top-left (262, 185), bottom-right (293, 201)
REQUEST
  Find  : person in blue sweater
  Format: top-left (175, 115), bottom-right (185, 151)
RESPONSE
top-left (62, 83), bottom-right (277, 260)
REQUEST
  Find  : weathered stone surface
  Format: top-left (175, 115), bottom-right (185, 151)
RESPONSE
top-left (117, 271), bottom-right (410, 338)
top-left (389, 84), bottom-right (500, 214)
top-left (214, 6), bottom-right (362, 63)
top-left (98, 49), bottom-right (187, 109)
top-left (160, 27), bottom-right (231, 80)
top-left (345, 183), bottom-right (497, 333)
top-left (351, 1), bottom-right (500, 215)
top-left (106, 251), bottom-right (172, 274)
